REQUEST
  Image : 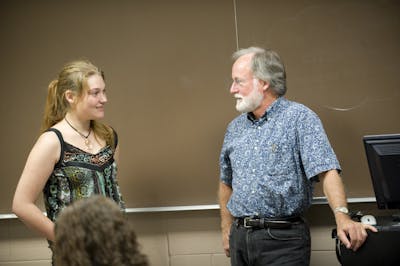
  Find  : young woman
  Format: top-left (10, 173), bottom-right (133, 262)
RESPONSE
top-left (12, 60), bottom-right (124, 260)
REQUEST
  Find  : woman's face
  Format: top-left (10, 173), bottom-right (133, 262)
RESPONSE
top-left (75, 74), bottom-right (107, 120)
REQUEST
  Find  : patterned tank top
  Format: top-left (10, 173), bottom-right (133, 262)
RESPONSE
top-left (43, 128), bottom-right (125, 221)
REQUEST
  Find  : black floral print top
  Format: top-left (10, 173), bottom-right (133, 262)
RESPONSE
top-left (43, 128), bottom-right (125, 221)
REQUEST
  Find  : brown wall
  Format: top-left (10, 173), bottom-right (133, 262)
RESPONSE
top-left (1, 0), bottom-right (400, 212)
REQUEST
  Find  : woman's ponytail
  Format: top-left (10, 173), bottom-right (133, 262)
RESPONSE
top-left (41, 79), bottom-right (66, 132)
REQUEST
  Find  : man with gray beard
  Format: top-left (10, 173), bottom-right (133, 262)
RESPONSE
top-left (218, 47), bottom-right (376, 266)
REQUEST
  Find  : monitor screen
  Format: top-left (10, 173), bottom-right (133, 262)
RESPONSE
top-left (363, 134), bottom-right (400, 210)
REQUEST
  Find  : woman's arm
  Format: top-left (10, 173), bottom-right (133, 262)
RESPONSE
top-left (12, 131), bottom-right (61, 242)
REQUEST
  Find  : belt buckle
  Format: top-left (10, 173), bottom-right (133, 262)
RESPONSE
top-left (243, 217), bottom-right (253, 228)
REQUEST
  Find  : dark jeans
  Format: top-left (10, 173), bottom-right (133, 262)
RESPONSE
top-left (229, 219), bottom-right (311, 266)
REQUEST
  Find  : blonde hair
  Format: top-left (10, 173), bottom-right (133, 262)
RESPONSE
top-left (41, 60), bottom-right (115, 148)
top-left (54, 195), bottom-right (148, 266)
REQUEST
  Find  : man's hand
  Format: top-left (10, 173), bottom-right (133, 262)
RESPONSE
top-left (336, 213), bottom-right (378, 251)
top-left (222, 230), bottom-right (230, 257)
top-left (218, 182), bottom-right (233, 257)
top-left (320, 170), bottom-right (378, 251)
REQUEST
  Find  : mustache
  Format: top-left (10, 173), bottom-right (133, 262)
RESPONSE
top-left (234, 94), bottom-right (243, 99)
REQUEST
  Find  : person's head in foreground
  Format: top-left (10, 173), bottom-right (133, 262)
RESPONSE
top-left (54, 195), bottom-right (148, 266)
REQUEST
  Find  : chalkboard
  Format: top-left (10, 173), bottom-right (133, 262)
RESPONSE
top-left (1, 0), bottom-right (399, 213)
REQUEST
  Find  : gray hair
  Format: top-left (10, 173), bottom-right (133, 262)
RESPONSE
top-left (232, 47), bottom-right (287, 96)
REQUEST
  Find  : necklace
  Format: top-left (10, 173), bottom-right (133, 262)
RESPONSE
top-left (65, 117), bottom-right (93, 150)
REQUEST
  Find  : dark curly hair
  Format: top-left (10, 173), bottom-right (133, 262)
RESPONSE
top-left (54, 195), bottom-right (148, 266)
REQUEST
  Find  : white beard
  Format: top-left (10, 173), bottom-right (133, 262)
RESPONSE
top-left (235, 87), bottom-right (264, 113)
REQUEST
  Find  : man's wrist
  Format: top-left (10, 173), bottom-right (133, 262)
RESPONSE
top-left (334, 206), bottom-right (349, 215)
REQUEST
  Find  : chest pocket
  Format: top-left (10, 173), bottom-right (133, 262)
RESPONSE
top-left (264, 141), bottom-right (294, 176)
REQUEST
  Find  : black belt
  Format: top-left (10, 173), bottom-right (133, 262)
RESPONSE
top-left (235, 216), bottom-right (302, 229)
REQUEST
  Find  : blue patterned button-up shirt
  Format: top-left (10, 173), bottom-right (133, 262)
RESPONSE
top-left (219, 97), bottom-right (341, 218)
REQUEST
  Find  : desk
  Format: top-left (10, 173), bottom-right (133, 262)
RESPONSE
top-left (333, 216), bottom-right (400, 266)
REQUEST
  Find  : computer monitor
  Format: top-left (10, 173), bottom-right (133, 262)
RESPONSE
top-left (363, 134), bottom-right (400, 210)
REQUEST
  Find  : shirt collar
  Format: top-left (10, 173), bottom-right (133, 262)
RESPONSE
top-left (246, 97), bottom-right (285, 124)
